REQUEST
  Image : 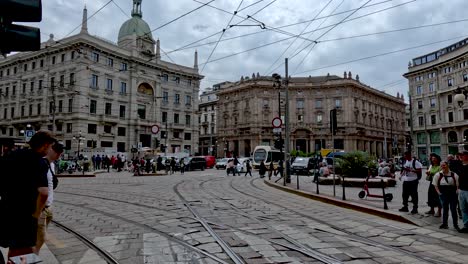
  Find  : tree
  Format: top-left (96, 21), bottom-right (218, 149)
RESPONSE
top-left (335, 151), bottom-right (377, 178)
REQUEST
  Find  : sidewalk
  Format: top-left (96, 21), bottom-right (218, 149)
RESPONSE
top-left (1, 244), bottom-right (59, 264)
top-left (266, 171), bottom-right (461, 229)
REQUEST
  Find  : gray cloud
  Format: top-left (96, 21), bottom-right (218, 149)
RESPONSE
top-left (35, 0), bottom-right (468, 98)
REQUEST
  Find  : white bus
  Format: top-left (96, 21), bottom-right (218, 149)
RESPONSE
top-left (252, 146), bottom-right (284, 169)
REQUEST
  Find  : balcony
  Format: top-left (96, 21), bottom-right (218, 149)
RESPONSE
top-left (169, 123), bottom-right (185, 129)
top-left (99, 114), bottom-right (119, 125)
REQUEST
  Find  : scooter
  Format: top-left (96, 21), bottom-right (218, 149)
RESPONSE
top-left (358, 176), bottom-right (393, 202)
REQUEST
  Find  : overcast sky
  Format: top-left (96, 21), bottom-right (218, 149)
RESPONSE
top-left (31, 0), bottom-right (468, 99)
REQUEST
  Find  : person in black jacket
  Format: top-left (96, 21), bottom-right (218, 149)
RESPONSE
top-left (259, 161), bottom-right (266, 178)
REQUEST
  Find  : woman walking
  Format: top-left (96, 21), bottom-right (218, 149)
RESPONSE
top-left (433, 161), bottom-right (459, 230)
top-left (259, 161), bottom-right (266, 178)
top-left (426, 154), bottom-right (442, 217)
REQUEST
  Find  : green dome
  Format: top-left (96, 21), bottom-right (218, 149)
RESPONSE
top-left (118, 16), bottom-right (153, 41)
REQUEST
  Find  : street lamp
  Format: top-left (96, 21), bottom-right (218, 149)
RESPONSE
top-left (73, 131), bottom-right (85, 159)
top-left (454, 87), bottom-right (468, 107)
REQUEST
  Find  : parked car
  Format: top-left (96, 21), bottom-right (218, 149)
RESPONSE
top-left (203, 155), bottom-right (216, 168)
top-left (215, 158), bottom-right (229, 170)
top-left (291, 157), bottom-right (314, 175)
top-left (186, 156), bottom-right (207, 171)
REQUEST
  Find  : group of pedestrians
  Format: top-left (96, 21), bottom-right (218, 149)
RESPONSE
top-left (91, 154), bottom-right (126, 172)
top-left (399, 150), bottom-right (468, 233)
top-left (1, 130), bottom-right (63, 263)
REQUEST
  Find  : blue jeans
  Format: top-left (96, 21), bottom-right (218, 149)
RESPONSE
top-left (459, 190), bottom-right (468, 228)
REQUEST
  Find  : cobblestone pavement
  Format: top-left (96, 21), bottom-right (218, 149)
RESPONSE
top-left (42, 168), bottom-right (468, 263)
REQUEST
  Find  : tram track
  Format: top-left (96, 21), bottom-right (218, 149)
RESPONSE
top-left (226, 177), bottom-right (453, 264)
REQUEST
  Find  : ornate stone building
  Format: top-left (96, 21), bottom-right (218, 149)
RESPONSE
top-left (198, 85), bottom-right (221, 156)
top-left (404, 37), bottom-right (468, 160)
top-left (0, 1), bottom-right (202, 157)
top-left (216, 73), bottom-right (406, 158)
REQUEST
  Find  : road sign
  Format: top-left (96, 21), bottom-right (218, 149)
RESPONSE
top-left (272, 117), bottom-right (282, 128)
top-left (273, 128), bottom-right (282, 134)
top-left (25, 130), bottom-right (35, 142)
top-left (151, 125), bottom-right (160, 134)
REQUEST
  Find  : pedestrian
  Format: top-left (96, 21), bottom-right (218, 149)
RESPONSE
top-left (0, 130), bottom-right (56, 259)
top-left (425, 153), bottom-right (442, 217)
top-left (180, 158), bottom-right (185, 174)
top-left (106, 155), bottom-right (111, 172)
top-left (433, 161), bottom-right (459, 230)
top-left (259, 161), bottom-right (266, 178)
top-left (319, 162), bottom-right (330, 177)
top-left (96, 154), bottom-right (101, 170)
top-left (170, 157), bottom-right (176, 175)
top-left (91, 154), bottom-right (96, 170)
top-left (399, 151), bottom-right (422, 214)
top-left (275, 160), bottom-right (284, 178)
top-left (36, 141), bottom-right (64, 253)
top-left (458, 151), bottom-right (468, 233)
top-left (233, 157), bottom-right (240, 176)
top-left (244, 160), bottom-right (252, 177)
top-left (268, 162), bottom-right (274, 180)
top-left (227, 159), bottom-right (234, 176)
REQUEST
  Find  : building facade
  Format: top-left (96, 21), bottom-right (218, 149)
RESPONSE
top-left (0, 1), bottom-right (202, 157)
top-left (216, 73), bottom-right (406, 158)
top-left (404, 37), bottom-right (468, 160)
top-left (198, 86), bottom-right (221, 156)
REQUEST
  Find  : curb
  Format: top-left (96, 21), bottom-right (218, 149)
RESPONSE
top-left (264, 180), bottom-right (419, 226)
top-left (56, 173), bottom-right (96, 178)
top-left (133, 172), bottom-right (168, 176)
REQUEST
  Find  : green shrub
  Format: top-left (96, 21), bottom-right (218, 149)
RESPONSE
top-left (335, 151), bottom-right (377, 178)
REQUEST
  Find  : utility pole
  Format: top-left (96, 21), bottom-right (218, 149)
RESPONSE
top-left (284, 58), bottom-right (290, 185)
top-left (409, 94), bottom-right (414, 155)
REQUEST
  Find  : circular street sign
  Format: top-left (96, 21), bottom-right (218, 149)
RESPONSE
top-left (272, 117), bottom-right (282, 128)
top-left (151, 125), bottom-right (160, 134)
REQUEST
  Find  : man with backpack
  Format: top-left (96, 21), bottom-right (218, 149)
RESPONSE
top-left (399, 151), bottom-right (422, 214)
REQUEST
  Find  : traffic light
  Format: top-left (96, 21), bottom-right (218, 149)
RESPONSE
top-left (330, 109), bottom-right (337, 135)
top-left (0, 0), bottom-right (42, 54)
top-left (274, 138), bottom-right (284, 150)
top-left (154, 138), bottom-right (160, 148)
top-left (160, 144), bottom-right (166, 152)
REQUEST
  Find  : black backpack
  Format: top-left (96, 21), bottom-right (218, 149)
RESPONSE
top-left (412, 158), bottom-right (422, 180)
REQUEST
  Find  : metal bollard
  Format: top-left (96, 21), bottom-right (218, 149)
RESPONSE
top-left (342, 176), bottom-right (346, 200)
top-left (381, 179), bottom-right (388, 210)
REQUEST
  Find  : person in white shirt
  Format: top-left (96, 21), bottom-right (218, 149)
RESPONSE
top-left (433, 161), bottom-right (459, 230)
top-left (399, 151), bottom-right (422, 214)
top-left (36, 141), bottom-right (63, 253)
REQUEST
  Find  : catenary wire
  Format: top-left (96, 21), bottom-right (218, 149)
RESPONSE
top-left (263, 0), bottom-right (334, 76)
top-left (201, 0), bottom-right (245, 73)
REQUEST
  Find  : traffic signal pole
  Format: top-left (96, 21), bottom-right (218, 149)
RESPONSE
top-left (284, 58), bottom-right (290, 185)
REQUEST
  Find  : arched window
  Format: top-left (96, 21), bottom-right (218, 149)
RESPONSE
top-left (463, 130), bottom-right (468, 142)
top-left (448, 131), bottom-right (458, 143)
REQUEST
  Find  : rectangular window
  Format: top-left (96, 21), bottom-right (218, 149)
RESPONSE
top-left (29, 105), bottom-right (32, 116)
top-left (22, 83), bottom-right (26, 94)
top-left (37, 103), bottom-right (41, 115)
top-left (52, 56), bottom-right (56, 64)
top-left (163, 91), bottom-right (169, 102)
top-left (50, 77), bottom-right (55, 88)
top-left (60, 75), bottom-right (64, 87)
top-left (68, 99), bottom-right (73, 112)
top-left (105, 103), bottom-right (112, 115)
top-left (117, 142), bottom-right (125, 152)
top-left (91, 74), bottom-right (98, 88)
top-left (315, 99), bottom-right (322, 108)
top-left (32, 61), bottom-right (36, 70)
top-left (448, 112), bottom-right (454, 122)
top-left (39, 80), bottom-right (43, 90)
top-left (448, 94), bottom-right (453, 104)
top-left (90, 100), bottom-right (97, 114)
top-left (429, 83), bottom-right (434, 92)
top-left (58, 100), bottom-right (63, 112)
top-left (8, 86), bottom-right (11, 96)
top-left (448, 78), bottom-right (453, 87)
top-left (173, 131), bottom-right (179, 139)
top-left (107, 57), bottom-right (113, 67)
top-left (70, 73), bottom-right (75, 85)
top-left (174, 113), bottom-right (179, 124)
top-left (118, 127), bottom-right (126, 136)
top-left (30, 81), bottom-right (34, 92)
top-left (13, 67), bottom-right (17, 74)
top-left (120, 82), bottom-right (126, 94)
top-left (10, 107), bottom-right (14, 118)
top-left (40, 60), bottom-right (43, 67)
top-left (121, 62), bottom-right (127, 71)
top-left (417, 133), bottom-right (426, 144)
top-left (71, 51), bottom-right (75, 60)
top-left (185, 95), bottom-right (191, 105)
top-left (49, 102), bottom-right (54, 114)
top-left (66, 123), bottom-right (72, 133)
top-left (184, 133), bottom-right (191, 140)
top-left (173, 76), bottom-right (180, 84)
top-left (21, 106), bottom-right (24, 117)
top-left (119, 105), bottom-right (126, 118)
top-left (317, 113), bottom-right (322, 123)
top-left (23, 64), bottom-right (27, 72)
top-left (416, 85), bottom-right (422, 95)
top-left (162, 112), bottom-right (167, 123)
top-left (464, 73), bottom-right (468, 82)
top-left (175, 94), bottom-right (180, 104)
top-left (335, 99), bottom-right (342, 108)
top-left (106, 79), bottom-right (113, 91)
top-left (430, 98), bottom-right (436, 108)
top-left (3, 108), bottom-right (6, 119)
top-left (418, 116), bottom-right (424, 126)
top-left (104, 125), bottom-right (111, 134)
top-left (185, 114), bottom-right (191, 125)
top-left (417, 101), bottom-right (423, 109)
top-left (92, 52), bottom-right (99, 62)
top-left (298, 115), bottom-right (304, 121)
top-left (431, 114), bottom-right (436, 125)
top-left (137, 104), bottom-right (146, 119)
top-left (296, 99), bottom-right (304, 109)
top-left (464, 109), bottom-right (468, 120)
top-left (88, 124), bottom-right (97, 134)
top-left (61, 54), bottom-right (65, 62)
top-left (161, 74), bottom-right (168, 82)
top-left (262, 99), bottom-right (268, 107)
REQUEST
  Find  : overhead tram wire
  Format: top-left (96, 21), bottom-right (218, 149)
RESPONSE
top-left (291, 0), bottom-right (345, 75)
top-left (200, 0), bottom-right (245, 73)
top-left (263, 0), bottom-right (334, 76)
top-left (198, 0), bottom-right (416, 67)
top-left (237, 0), bottom-right (264, 12)
top-left (63, 0), bottom-right (114, 38)
top-left (168, 0), bottom-right (393, 54)
top-left (296, 34), bottom-right (468, 75)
